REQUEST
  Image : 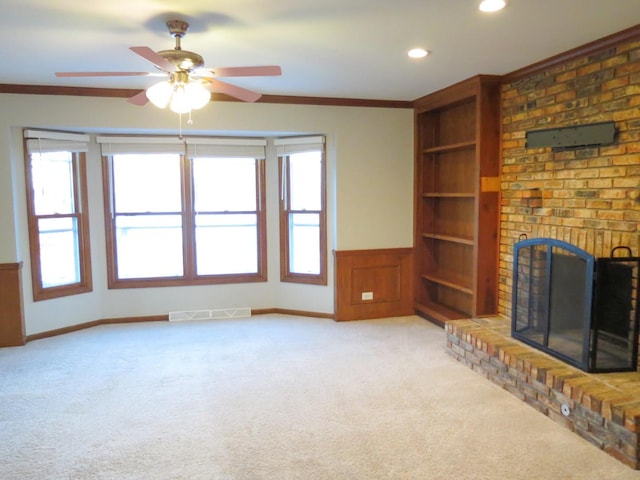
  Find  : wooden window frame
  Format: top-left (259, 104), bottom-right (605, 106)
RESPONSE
top-left (278, 150), bottom-right (327, 285)
top-left (24, 150), bottom-right (93, 301)
top-left (102, 154), bottom-right (267, 289)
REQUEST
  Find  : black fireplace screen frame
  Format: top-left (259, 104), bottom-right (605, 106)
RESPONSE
top-left (511, 237), bottom-right (640, 373)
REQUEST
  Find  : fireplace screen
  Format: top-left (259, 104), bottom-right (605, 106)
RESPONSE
top-left (512, 238), bottom-right (640, 373)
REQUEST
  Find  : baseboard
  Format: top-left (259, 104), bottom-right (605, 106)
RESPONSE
top-left (253, 308), bottom-right (335, 319)
top-left (25, 315), bottom-right (169, 342)
top-left (22, 309), bottom-right (335, 344)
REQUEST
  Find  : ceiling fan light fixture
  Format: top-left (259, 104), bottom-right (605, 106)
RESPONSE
top-left (479, 0), bottom-right (506, 12)
top-left (146, 78), bottom-right (211, 114)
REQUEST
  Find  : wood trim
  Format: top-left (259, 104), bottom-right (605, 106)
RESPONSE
top-left (413, 75), bottom-right (502, 112)
top-left (334, 248), bottom-right (414, 321)
top-left (481, 177), bottom-right (500, 192)
top-left (0, 263), bottom-right (22, 271)
top-left (24, 315), bottom-right (169, 342)
top-left (502, 24), bottom-right (640, 82)
top-left (0, 262), bottom-right (26, 347)
top-left (253, 308), bottom-right (335, 319)
top-left (258, 95), bottom-right (412, 109)
top-left (0, 84), bottom-right (413, 109)
top-left (23, 310), bottom-right (336, 343)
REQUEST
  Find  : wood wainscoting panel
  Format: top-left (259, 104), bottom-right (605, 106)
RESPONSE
top-left (334, 248), bottom-right (414, 321)
top-left (0, 263), bottom-right (26, 347)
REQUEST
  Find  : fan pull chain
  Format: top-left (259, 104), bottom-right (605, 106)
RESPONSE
top-left (177, 111), bottom-right (195, 141)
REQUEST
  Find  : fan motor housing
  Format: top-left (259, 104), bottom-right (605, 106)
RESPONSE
top-left (158, 49), bottom-right (204, 71)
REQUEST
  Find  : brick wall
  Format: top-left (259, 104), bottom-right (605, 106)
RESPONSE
top-left (499, 37), bottom-right (640, 317)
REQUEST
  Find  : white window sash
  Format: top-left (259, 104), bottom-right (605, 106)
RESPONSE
top-left (187, 138), bottom-right (267, 159)
top-left (274, 136), bottom-right (325, 156)
top-left (97, 136), bottom-right (267, 159)
top-left (24, 129), bottom-right (90, 154)
top-left (96, 136), bottom-right (186, 155)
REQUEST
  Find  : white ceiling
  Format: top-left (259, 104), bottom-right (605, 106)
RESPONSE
top-left (2, 0), bottom-right (639, 102)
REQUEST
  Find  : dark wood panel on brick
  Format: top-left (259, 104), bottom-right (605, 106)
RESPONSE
top-left (0, 263), bottom-right (25, 347)
top-left (334, 248), bottom-right (413, 321)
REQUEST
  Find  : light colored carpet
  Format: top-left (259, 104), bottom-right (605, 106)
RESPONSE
top-left (1, 314), bottom-right (639, 480)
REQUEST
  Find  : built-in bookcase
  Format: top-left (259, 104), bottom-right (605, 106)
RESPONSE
top-left (414, 75), bottom-right (501, 325)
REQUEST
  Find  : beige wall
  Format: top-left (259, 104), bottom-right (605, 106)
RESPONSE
top-left (0, 94), bottom-right (413, 334)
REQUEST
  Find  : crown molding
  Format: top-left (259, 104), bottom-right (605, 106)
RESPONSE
top-left (0, 83), bottom-right (413, 109)
top-left (502, 24), bottom-right (640, 83)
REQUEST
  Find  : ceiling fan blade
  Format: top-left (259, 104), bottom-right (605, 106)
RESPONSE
top-left (130, 46), bottom-right (177, 73)
top-left (209, 66), bottom-right (282, 78)
top-left (204, 78), bottom-right (262, 102)
top-left (55, 71), bottom-right (152, 77)
top-left (127, 90), bottom-right (149, 106)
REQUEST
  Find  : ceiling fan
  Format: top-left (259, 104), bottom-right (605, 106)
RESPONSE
top-left (55, 20), bottom-right (282, 112)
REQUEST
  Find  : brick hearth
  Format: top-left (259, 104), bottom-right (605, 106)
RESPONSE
top-left (446, 316), bottom-right (640, 469)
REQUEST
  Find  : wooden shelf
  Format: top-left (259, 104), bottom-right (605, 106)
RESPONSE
top-left (422, 192), bottom-right (475, 198)
top-left (414, 301), bottom-right (469, 327)
top-left (423, 140), bottom-right (476, 154)
top-left (413, 75), bottom-right (501, 325)
top-left (421, 233), bottom-right (474, 246)
top-left (421, 271), bottom-right (473, 294)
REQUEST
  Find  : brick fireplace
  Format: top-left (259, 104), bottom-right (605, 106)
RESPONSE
top-left (444, 30), bottom-right (640, 469)
top-left (499, 35), bottom-right (640, 317)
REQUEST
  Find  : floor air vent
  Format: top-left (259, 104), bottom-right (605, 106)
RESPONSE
top-left (169, 308), bottom-right (252, 321)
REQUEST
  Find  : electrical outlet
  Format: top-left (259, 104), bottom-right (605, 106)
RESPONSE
top-left (361, 292), bottom-right (373, 300)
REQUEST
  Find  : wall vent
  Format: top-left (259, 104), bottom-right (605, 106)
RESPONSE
top-left (169, 307), bottom-right (252, 321)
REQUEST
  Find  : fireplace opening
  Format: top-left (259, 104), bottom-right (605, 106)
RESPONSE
top-left (512, 238), bottom-right (640, 373)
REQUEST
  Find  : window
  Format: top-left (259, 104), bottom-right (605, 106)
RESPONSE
top-left (23, 130), bottom-right (92, 300)
top-left (277, 137), bottom-right (327, 285)
top-left (99, 136), bottom-right (266, 288)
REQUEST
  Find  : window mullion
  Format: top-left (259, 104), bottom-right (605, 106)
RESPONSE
top-left (72, 154), bottom-right (81, 214)
top-left (256, 158), bottom-right (267, 279)
top-left (182, 155), bottom-right (196, 279)
top-left (279, 156), bottom-right (288, 281)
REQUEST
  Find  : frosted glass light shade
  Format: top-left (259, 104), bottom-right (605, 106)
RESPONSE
top-left (146, 79), bottom-right (211, 113)
top-left (185, 82), bottom-right (211, 110)
top-left (146, 81), bottom-right (173, 108)
top-left (169, 85), bottom-right (191, 114)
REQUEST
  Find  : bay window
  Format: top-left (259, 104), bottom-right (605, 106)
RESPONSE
top-left (99, 136), bottom-right (267, 288)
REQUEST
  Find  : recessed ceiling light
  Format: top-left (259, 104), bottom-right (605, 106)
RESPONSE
top-left (479, 0), bottom-right (506, 12)
top-left (408, 48), bottom-right (430, 59)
